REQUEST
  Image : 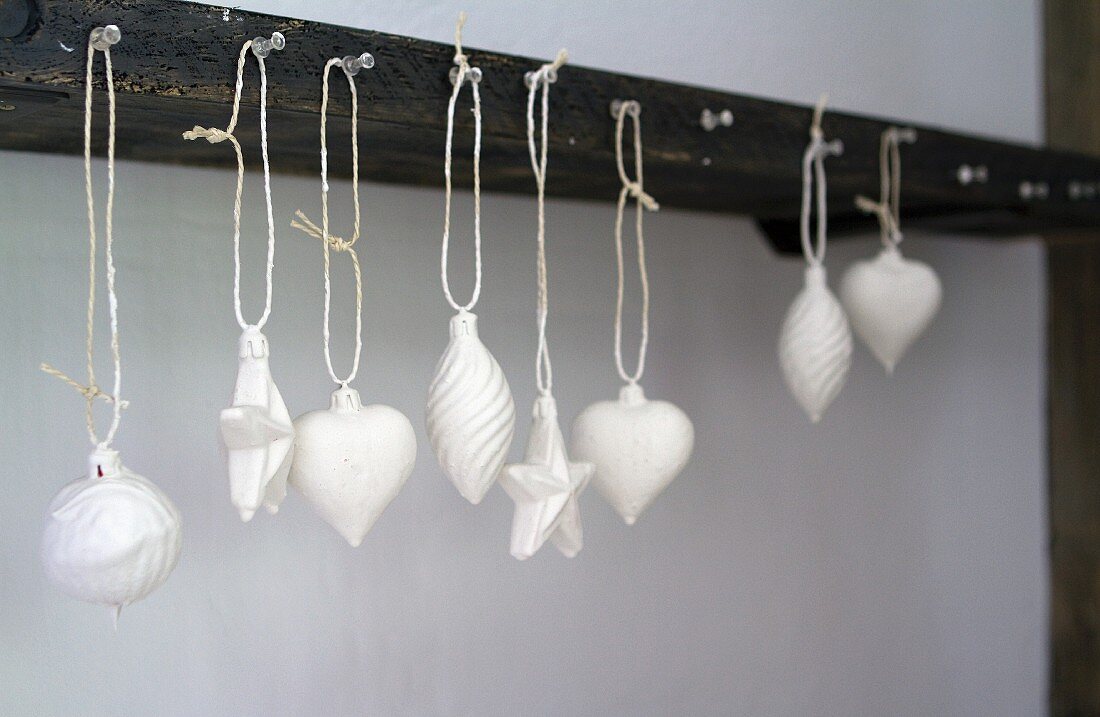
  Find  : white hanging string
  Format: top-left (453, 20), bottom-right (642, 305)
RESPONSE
top-left (525, 49), bottom-right (568, 397)
top-left (291, 58), bottom-right (364, 387)
top-left (40, 31), bottom-right (127, 449)
top-left (612, 100), bottom-right (659, 386)
top-left (440, 12), bottom-right (483, 312)
top-left (799, 95), bottom-right (844, 267)
top-left (182, 41), bottom-right (277, 331)
top-left (855, 126), bottom-right (917, 247)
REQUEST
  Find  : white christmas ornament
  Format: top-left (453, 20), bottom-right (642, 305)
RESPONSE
top-left (43, 448), bottom-right (182, 613)
top-left (39, 26), bottom-right (182, 618)
top-left (778, 96), bottom-right (851, 422)
top-left (571, 384), bottom-right (694, 525)
top-left (574, 98), bottom-right (694, 523)
top-left (288, 53), bottom-right (416, 547)
top-left (290, 387), bottom-right (416, 546)
top-left (501, 396), bottom-right (593, 560)
top-left (220, 328), bottom-right (294, 521)
top-left (184, 35), bottom-right (294, 521)
top-left (842, 127), bottom-right (941, 372)
top-left (426, 310), bottom-right (515, 504)
top-left (840, 247), bottom-right (942, 372)
top-left (427, 20), bottom-right (516, 505)
top-left (779, 265), bottom-right (853, 422)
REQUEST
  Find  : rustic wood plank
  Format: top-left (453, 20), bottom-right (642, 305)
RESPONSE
top-left (1045, 0), bottom-right (1100, 714)
top-left (3, 0), bottom-right (1100, 253)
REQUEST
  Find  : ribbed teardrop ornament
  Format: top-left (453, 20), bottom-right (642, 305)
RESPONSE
top-left (426, 310), bottom-right (516, 504)
top-left (778, 265), bottom-right (853, 422)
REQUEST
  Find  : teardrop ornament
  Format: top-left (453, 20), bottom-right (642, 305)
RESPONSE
top-left (778, 265), bottom-right (853, 422)
top-left (426, 311), bottom-right (516, 504)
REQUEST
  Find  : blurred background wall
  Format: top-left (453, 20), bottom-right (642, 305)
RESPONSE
top-left (0, 1), bottom-right (1048, 715)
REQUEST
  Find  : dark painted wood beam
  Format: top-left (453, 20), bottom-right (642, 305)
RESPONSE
top-left (1045, 0), bottom-right (1100, 714)
top-left (3, 0), bottom-right (1100, 254)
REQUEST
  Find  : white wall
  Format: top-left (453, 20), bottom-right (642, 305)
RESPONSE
top-left (0, 1), bottom-right (1047, 715)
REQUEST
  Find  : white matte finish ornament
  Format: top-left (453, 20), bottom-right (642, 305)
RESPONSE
top-left (840, 246), bottom-right (942, 372)
top-left (289, 386), bottom-right (416, 547)
top-left (426, 311), bottom-right (516, 504)
top-left (778, 265), bottom-right (853, 422)
top-left (571, 383), bottom-right (693, 525)
top-left (220, 328), bottom-right (294, 521)
top-left (42, 448), bottom-right (182, 613)
top-left (500, 396), bottom-right (593, 560)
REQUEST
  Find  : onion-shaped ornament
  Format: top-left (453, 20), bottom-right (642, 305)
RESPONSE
top-left (220, 328), bottom-right (294, 521)
top-left (840, 244), bottom-right (942, 374)
top-left (778, 265), bottom-right (853, 422)
top-left (42, 448), bottom-right (182, 618)
top-left (289, 386), bottom-right (416, 547)
top-left (426, 310), bottom-right (516, 504)
top-left (571, 383), bottom-right (693, 525)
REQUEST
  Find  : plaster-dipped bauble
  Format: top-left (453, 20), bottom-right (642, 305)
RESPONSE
top-left (570, 383), bottom-right (693, 525)
top-left (219, 328), bottom-right (294, 522)
top-left (289, 386), bottom-right (416, 547)
top-left (840, 246), bottom-right (942, 373)
top-left (500, 395), bottom-right (593, 560)
top-left (426, 310), bottom-right (515, 504)
top-left (42, 448), bottom-right (182, 612)
top-left (778, 264), bottom-right (853, 422)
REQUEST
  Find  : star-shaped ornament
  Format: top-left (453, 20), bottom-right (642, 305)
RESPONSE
top-left (500, 395), bottom-right (593, 560)
top-left (220, 327), bottom-right (295, 521)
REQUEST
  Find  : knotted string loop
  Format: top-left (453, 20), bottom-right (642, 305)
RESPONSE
top-left (855, 126), bottom-right (916, 247)
top-left (41, 30), bottom-right (126, 449)
top-left (182, 40), bottom-right (277, 331)
top-left (525, 49), bottom-right (568, 397)
top-left (799, 95), bottom-right (844, 267)
top-left (613, 100), bottom-right (658, 386)
top-left (292, 57), bottom-right (366, 387)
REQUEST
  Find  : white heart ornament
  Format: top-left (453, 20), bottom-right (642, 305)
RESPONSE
top-left (42, 448), bottom-right (182, 613)
top-left (778, 264), bottom-right (853, 422)
top-left (840, 246), bottom-right (942, 372)
top-left (219, 328), bottom-right (294, 522)
top-left (426, 311), bottom-right (516, 504)
top-left (289, 387), bottom-right (416, 547)
top-left (571, 383), bottom-right (694, 525)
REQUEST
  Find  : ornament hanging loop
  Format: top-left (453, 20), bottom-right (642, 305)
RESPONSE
top-left (440, 13), bottom-right (484, 312)
top-left (292, 55), bottom-right (368, 387)
top-left (612, 99), bottom-right (657, 387)
top-left (855, 125), bottom-right (917, 248)
top-left (526, 49), bottom-right (569, 398)
top-left (799, 95), bottom-right (844, 267)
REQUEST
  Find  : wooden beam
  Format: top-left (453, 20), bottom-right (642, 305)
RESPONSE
top-left (1045, 1), bottom-right (1100, 714)
top-left (3, 0), bottom-right (1100, 252)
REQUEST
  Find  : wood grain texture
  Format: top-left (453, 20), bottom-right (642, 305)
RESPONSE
top-left (2, 0), bottom-right (1100, 253)
top-left (1045, 1), bottom-right (1100, 714)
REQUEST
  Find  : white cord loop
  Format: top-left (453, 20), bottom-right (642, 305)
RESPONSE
top-left (855, 126), bottom-right (917, 248)
top-left (41, 28), bottom-right (127, 449)
top-left (525, 49), bottom-right (568, 397)
top-left (799, 95), bottom-right (844, 267)
top-left (182, 40), bottom-right (277, 331)
top-left (613, 99), bottom-right (658, 386)
top-left (441, 12), bottom-right (484, 312)
top-left (292, 57), bottom-right (366, 387)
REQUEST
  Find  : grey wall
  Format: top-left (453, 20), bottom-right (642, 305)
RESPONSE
top-left (0, 1), bottom-right (1047, 715)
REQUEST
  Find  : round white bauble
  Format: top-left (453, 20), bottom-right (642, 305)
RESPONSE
top-left (778, 264), bottom-right (853, 422)
top-left (42, 448), bottom-right (182, 611)
top-left (289, 386), bottom-right (416, 547)
top-left (426, 310), bottom-right (515, 505)
top-left (571, 383), bottom-right (693, 525)
top-left (839, 246), bottom-right (942, 373)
